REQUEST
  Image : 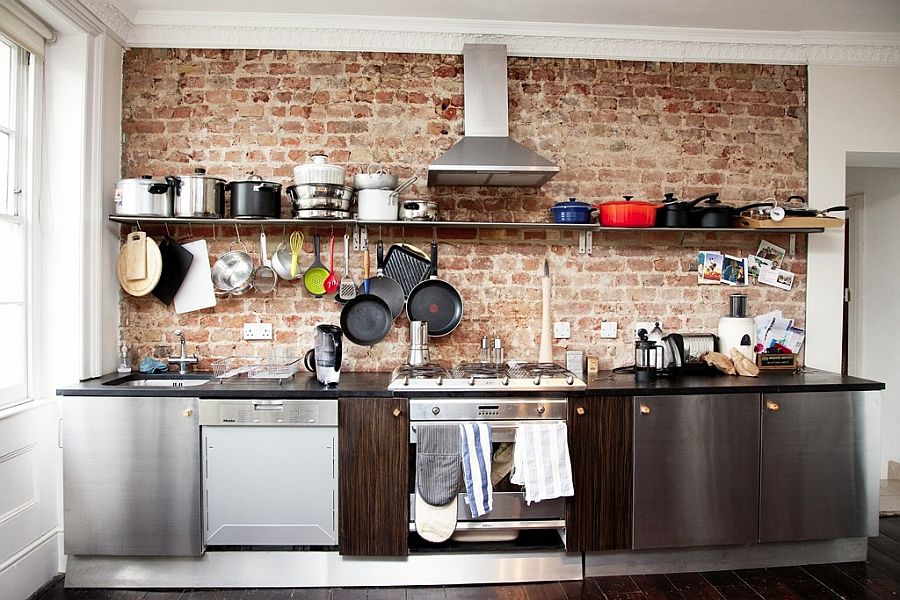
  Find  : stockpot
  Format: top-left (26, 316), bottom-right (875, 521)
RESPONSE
top-left (113, 175), bottom-right (175, 217)
top-left (228, 175), bottom-right (283, 219)
top-left (172, 168), bottom-right (226, 218)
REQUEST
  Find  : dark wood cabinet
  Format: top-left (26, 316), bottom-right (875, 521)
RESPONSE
top-left (338, 397), bottom-right (409, 556)
top-left (566, 395), bottom-right (633, 551)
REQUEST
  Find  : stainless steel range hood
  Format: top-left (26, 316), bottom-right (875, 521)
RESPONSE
top-left (427, 44), bottom-right (559, 187)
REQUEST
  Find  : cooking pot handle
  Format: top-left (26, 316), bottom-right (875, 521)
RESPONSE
top-left (165, 175), bottom-right (181, 192)
top-left (254, 182), bottom-right (282, 192)
top-left (663, 193), bottom-right (678, 204)
top-left (403, 201), bottom-right (421, 210)
top-left (304, 349), bottom-right (316, 373)
top-left (148, 183), bottom-right (170, 194)
top-left (328, 330), bottom-right (342, 373)
top-left (692, 192), bottom-right (720, 206)
top-left (787, 195), bottom-right (806, 203)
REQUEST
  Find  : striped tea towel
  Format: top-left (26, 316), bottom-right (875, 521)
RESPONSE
top-left (460, 423), bottom-right (493, 518)
top-left (510, 422), bottom-right (574, 504)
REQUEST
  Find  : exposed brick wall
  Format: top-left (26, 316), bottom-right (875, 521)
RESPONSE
top-left (120, 49), bottom-right (808, 371)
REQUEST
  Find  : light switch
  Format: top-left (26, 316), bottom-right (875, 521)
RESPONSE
top-left (553, 321), bottom-right (571, 339)
top-left (600, 321), bottom-right (618, 338)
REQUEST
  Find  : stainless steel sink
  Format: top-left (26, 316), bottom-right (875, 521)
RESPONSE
top-left (118, 379), bottom-right (209, 388)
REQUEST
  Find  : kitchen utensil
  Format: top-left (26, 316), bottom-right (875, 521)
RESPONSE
top-left (152, 235), bottom-right (195, 305)
top-left (293, 208), bottom-right (352, 220)
top-left (363, 240), bottom-right (405, 318)
top-left (113, 175), bottom-right (175, 217)
top-left (287, 183), bottom-right (355, 212)
top-left (211, 241), bottom-right (254, 296)
top-left (293, 154), bottom-right (346, 186)
top-left (323, 234), bottom-right (339, 294)
top-left (399, 200), bottom-right (439, 221)
top-left (353, 163), bottom-right (398, 190)
top-left (340, 292), bottom-right (393, 346)
top-left (125, 231), bottom-right (148, 280)
top-left (550, 199), bottom-right (594, 224)
top-left (655, 193), bottom-right (709, 227)
top-left (272, 238), bottom-right (301, 280)
top-left (634, 331), bottom-right (663, 382)
top-left (252, 231), bottom-right (277, 294)
top-left (303, 324), bottom-right (343, 385)
top-left (406, 241), bottom-right (463, 337)
top-left (172, 167), bottom-right (226, 218)
top-left (408, 321), bottom-right (430, 366)
top-left (338, 233), bottom-right (357, 302)
top-left (597, 196), bottom-right (662, 227)
top-left (383, 243), bottom-right (431, 297)
top-left (303, 233), bottom-right (330, 298)
top-left (173, 239), bottom-right (217, 314)
top-left (289, 231), bottom-right (303, 277)
top-left (784, 204), bottom-right (849, 217)
top-left (357, 189), bottom-right (400, 221)
top-left (228, 175), bottom-right (282, 219)
top-left (117, 235), bottom-right (163, 297)
top-left (718, 293), bottom-right (756, 360)
top-left (689, 194), bottom-right (775, 228)
top-left (538, 258), bottom-right (552, 362)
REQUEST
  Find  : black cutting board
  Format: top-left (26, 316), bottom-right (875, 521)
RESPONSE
top-left (153, 235), bottom-right (194, 305)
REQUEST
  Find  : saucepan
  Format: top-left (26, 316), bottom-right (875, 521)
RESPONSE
top-left (689, 194), bottom-right (775, 228)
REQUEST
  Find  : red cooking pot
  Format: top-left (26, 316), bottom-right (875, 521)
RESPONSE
top-left (597, 195), bottom-right (663, 227)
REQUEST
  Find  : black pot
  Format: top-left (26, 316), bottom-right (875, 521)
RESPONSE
top-left (689, 194), bottom-right (773, 228)
top-left (228, 176), bottom-right (282, 219)
top-left (655, 193), bottom-right (709, 227)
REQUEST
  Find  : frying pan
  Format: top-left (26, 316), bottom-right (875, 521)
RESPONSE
top-left (406, 241), bottom-right (463, 337)
top-left (340, 293), bottom-right (393, 346)
top-left (362, 240), bottom-right (405, 318)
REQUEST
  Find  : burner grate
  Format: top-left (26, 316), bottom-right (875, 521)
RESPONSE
top-left (509, 363), bottom-right (576, 379)
top-left (451, 362), bottom-right (509, 379)
top-left (393, 364), bottom-right (450, 379)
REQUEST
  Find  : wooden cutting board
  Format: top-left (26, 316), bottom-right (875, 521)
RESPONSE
top-left (117, 236), bottom-right (162, 296)
top-left (736, 215), bottom-right (845, 229)
top-left (124, 231), bottom-right (148, 280)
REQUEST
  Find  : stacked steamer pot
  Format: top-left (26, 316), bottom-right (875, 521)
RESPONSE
top-left (288, 154), bottom-right (355, 219)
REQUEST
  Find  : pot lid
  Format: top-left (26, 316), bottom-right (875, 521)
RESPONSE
top-left (600, 195), bottom-right (661, 207)
top-left (552, 199), bottom-right (592, 209)
top-left (119, 175), bottom-right (167, 185)
top-left (230, 174), bottom-right (281, 186)
top-left (178, 167), bottom-right (226, 182)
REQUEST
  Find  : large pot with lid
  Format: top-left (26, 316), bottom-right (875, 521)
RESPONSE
top-left (113, 175), bottom-right (175, 217)
top-left (172, 168), bottom-right (226, 218)
top-left (227, 175), bottom-right (283, 219)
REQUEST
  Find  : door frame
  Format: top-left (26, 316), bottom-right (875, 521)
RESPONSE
top-left (845, 193), bottom-right (864, 376)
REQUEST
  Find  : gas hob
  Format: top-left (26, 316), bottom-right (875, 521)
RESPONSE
top-left (387, 362), bottom-right (586, 392)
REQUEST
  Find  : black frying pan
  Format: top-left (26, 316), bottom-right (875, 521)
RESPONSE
top-left (363, 240), bottom-right (405, 319)
top-left (406, 241), bottom-right (463, 337)
top-left (340, 293), bottom-right (393, 346)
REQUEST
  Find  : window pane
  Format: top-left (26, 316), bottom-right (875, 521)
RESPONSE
top-left (0, 40), bottom-right (9, 129)
top-left (0, 220), bottom-right (23, 302)
top-left (0, 132), bottom-right (9, 215)
top-left (0, 303), bottom-right (26, 395)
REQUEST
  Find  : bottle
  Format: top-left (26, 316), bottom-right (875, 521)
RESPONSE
top-left (492, 337), bottom-right (504, 366)
top-left (117, 342), bottom-right (133, 373)
top-left (480, 336), bottom-right (490, 363)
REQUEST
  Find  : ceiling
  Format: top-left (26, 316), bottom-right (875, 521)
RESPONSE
top-left (116, 0), bottom-right (900, 34)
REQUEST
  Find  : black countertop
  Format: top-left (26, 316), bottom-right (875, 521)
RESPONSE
top-left (58, 369), bottom-right (883, 398)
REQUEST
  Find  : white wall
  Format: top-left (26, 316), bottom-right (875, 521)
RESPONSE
top-left (846, 167), bottom-right (900, 476)
top-left (806, 66), bottom-right (900, 372)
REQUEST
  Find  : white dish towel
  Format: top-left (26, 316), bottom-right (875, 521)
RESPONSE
top-left (510, 422), bottom-right (574, 504)
top-left (459, 423), bottom-right (493, 518)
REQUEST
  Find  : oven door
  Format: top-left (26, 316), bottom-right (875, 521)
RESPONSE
top-left (408, 421), bottom-right (566, 531)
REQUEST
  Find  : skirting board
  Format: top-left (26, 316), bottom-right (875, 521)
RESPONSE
top-left (65, 551), bottom-right (583, 589)
top-left (0, 532), bottom-right (61, 600)
top-left (585, 537), bottom-right (868, 577)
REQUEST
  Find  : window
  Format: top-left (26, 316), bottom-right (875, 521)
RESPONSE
top-left (0, 34), bottom-right (33, 407)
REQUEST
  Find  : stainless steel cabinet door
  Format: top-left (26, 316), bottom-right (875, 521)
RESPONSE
top-left (63, 396), bottom-right (203, 556)
top-left (759, 391), bottom-right (880, 542)
top-left (632, 394), bottom-right (760, 549)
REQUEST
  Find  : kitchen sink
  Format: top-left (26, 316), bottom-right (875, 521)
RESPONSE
top-left (103, 373), bottom-right (211, 388)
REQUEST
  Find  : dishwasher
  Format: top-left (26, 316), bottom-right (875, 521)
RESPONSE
top-left (199, 398), bottom-right (337, 547)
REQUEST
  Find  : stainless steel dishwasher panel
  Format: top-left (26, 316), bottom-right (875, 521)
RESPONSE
top-left (632, 394), bottom-right (760, 550)
top-left (63, 396), bottom-right (203, 556)
top-left (759, 391), bottom-right (881, 542)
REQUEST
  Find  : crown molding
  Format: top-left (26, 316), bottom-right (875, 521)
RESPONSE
top-left (78, 5), bottom-right (900, 65)
top-left (43, 0), bottom-right (131, 44)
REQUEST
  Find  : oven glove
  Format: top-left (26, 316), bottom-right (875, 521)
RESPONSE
top-left (415, 424), bottom-right (460, 506)
top-left (415, 492), bottom-right (457, 543)
top-left (460, 423), bottom-right (493, 518)
top-left (491, 442), bottom-right (515, 486)
top-left (510, 422), bottom-right (574, 504)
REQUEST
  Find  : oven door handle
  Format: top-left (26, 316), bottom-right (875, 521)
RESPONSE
top-left (409, 420), bottom-right (566, 443)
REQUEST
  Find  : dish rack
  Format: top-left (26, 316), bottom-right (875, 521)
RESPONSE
top-left (212, 348), bottom-right (302, 382)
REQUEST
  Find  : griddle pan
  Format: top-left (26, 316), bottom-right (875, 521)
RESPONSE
top-left (405, 241), bottom-right (463, 337)
top-left (383, 243), bottom-right (431, 297)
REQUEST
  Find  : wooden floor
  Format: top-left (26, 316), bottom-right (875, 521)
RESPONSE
top-left (33, 518), bottom-right (900, 600)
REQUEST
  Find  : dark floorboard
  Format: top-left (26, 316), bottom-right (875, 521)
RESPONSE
top-left (35, 518), bottom-right (900, 600)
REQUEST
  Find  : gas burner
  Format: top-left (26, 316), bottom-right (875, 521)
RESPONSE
top-left (509, 363), bottom-right (571, 378)
top-left (451, 362), bottom-right (509, 379)
top-left (393, 364), bottom-right (450, 379)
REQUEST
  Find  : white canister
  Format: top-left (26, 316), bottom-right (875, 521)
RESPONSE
top-left (357, 189), bottom-right (399, 221)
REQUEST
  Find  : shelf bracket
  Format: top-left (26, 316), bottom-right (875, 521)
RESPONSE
top-left (353, 225), bottom-right (368, 251)
top-left (789, 234), bottom-right (796, 257)
top-left (579, 231), bottom-right (593, 255)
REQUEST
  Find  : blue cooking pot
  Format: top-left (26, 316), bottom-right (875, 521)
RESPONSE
top-left (550, 199), bottom-right (595, 224)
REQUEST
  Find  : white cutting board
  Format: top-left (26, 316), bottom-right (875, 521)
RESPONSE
top-left (174, 239), bottom-right (217, 314)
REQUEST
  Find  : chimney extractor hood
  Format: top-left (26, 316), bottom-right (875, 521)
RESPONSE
top-left (427, 44), bottom-right (559, 187)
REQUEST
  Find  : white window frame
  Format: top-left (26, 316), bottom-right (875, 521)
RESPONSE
top-left (0, 34), bottom-right (34, 408)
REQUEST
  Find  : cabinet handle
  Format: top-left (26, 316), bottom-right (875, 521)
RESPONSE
top-left (183, 409), bottom-right (193, 417)
top-left (766, 401), bottom-right (780, 412)
top-left (639, 404), bottom-right (651, 415)
top-left (392, 408), bottom-right (402, 418)
top-left (576, 406), bottom-right (585, 415)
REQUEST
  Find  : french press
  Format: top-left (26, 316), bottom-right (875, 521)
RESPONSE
top-left (634, 330), bottom-right (664, 382)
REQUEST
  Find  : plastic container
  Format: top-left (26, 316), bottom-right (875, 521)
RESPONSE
top-left (597, 196), bottom-right (662, 227)
top-left (293, 154), bottom-right (345, 186)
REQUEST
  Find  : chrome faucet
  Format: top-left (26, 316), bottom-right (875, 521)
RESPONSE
top-left (168, 329), bottom-right (199, 375)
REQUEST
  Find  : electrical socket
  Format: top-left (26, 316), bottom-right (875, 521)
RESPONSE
top-left (634, 321), bottom-right (656, 339)
top-left (600, 321), bottom-right (618, 338)
top-left (553, 321), bottom-right (571, 339)
top-left (243, 323), bottom-right (273, 340)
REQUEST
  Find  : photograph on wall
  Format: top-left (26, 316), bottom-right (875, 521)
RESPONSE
top-left (756, 240), bottom-right (786, 266)
top-left (721, 255), bottom-right (748, 286)
top-left (747, 254), bottom-right (775, 281)
top-left (759, 266), bottom-right (795, 291)
top-left (698, 251), bottom-right (723, 284)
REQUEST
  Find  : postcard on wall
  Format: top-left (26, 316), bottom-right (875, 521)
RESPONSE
top-left (758, 266), bottom-right (795, 291)
top-left (721, 255), bottom-right (747, 286)
top-left (698, 251), bottom-right (723, 284)
top-left (756, 240), bottom-right (786, 266)
top-left (746, 254), bottom-right (775, 281)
